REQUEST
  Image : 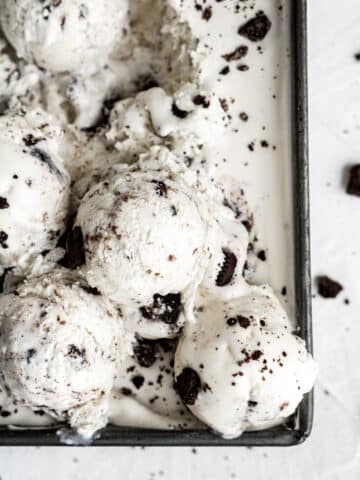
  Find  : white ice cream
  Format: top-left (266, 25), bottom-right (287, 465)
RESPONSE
top-left (0, 0), bottom-right (128, 74)
top-left (110, 337), bottom-right (199, 430)
top-left (107, 86), bottom-right (225, 185)
top-left (0, 0), bottom-right (317, 440)
top-left (0, 112), bottom-right (70, 273)
top-left (75, 165), bottom-right (209, 308)
top-left (175, 286), bottom-right (318, 439)
top-left (0, 271), bottom-right (123, 438)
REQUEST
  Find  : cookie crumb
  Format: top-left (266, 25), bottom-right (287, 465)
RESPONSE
top-left (317, 275), bottom-right (343, 298)
top-left (346, 164), bottom-right (360, 196)
top-left (238, 12), bottom-right (272, 42)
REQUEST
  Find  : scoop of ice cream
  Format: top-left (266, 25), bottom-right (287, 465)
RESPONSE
top-left (0, 0), bottom-right (128, 74)
top-left (0, 271), bottom-right (123, 438)
top-left (106, 86), bottom-right (225, 184)
top-left (0, 113), bottom-right (70, 273)
top-left (75, 168), bottom-right (209, 308)
top-left (175, 286), bottom-right (318, 439)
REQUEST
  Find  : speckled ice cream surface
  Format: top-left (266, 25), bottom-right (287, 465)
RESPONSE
top-left (0, 0), bottom-right (316, 441)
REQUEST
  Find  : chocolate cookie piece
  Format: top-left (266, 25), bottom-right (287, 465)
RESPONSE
top-left (59, 226), bottom-right (86, 270)
top-left (257, 250), bottom-right (266, 261)
top-left (226, 315), bottom-right (251, 328)
top-left (222, 45), bottom-right (248, 62)
top-left (317, 275), bottom-right (343, 298)
top-left (346, 164), bottom-right (360, 196)
top-left (175, 367), bottom-right (201, 405)
top-left (216, 249), bottom-right (238, 286)
top-left (140, 293), bottom-right (182, 325)
top-left (192, 95), bottom-right (210, 108)
top-left (202, 6), bottom-right (212, 21)
top-left (131, 375), bottom-right (145, 390)
top-left (238, 12), bottom-right (272, 42)
top-left (171, 103), bottom-right (190, 119)
top-left (151, 180), bottom-right (168, 198)
top-left (0, 197), bottom-right (9, 209)
top-left (133, 337), bottom-right (157, 368)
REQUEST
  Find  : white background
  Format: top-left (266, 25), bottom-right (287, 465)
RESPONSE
top-left (1, 1), bottom-right (359, 478)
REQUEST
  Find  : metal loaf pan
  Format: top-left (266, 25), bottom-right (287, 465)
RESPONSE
top-left (0, 0), bottom-right (313, 447)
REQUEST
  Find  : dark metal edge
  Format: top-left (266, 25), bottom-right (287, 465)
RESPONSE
top-left (0, 0), bottom-right (313, 447)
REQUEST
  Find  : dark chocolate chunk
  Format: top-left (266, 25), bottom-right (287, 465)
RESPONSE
top-left (257, 250), bottom-right (266, 261)
top-left (80, 285), bottom-right (101, 296)
top-left (34, 410), bottom-right (46, 416)
top-left (220, 66), bottom-right (230, 75)
top-left (354, 52), bottom-right (360, 61)
top-left (133, 338), bottom-right (157, 368)
top-left (219, 98), bottom-right (229, 112)
top-left (131, 375), bottom-right (145, 390)
top-left (238, 12), bottom-right (272, 42)
top-left (171, 103), bottom-right (190, 119)
top-left (216, 248), bottom-right (238, 286)
top-left (140, 293), bottom-right (182, 325)
top-left (151, 180), bottom-right (168, 197)
top-left (59, 226), bottom-right (86, 270)
top-left (237, 315), bottom-right (251, 328)
top-left (0, 231), bottom-right (8, 249)
top-left (242, 216), bottom-right (254, 233)
top-left (0, 411), bottom-right (11, 418)
top-left (192, 95), bottom-right (210, 108)
top-left (26, 348), bottom-right (37, 364)
top-left (248, 400), bottom-right (258, 407)
top-left (121, 387), bottom-right (133, 396)
top-left (251, 350), bottom-right (263, 361)
top-left (239, 112), bottom-right (249, 122)
top-left (175, 367), bottom-right (201, 405)
top-left (0, 197), bottom-right (9, 209)
top-left (226, 317), bottom-right (238, 326)
top-left (226, 315), bottom-right (250, 328)
top-left (346, 164), bottom-right (360, 196)
top-left (67, 344), bottom-right (85, 359)
top-left (202, 6), bottom-right (212, 20)
top-left (237, 64), bottom-right (249, 72)
top-left (222, 45), bottom-right (248, 62)
top-left (317, 275), bottom-right (343, 298)
top-left (23, 134), bottom-right (44, 147)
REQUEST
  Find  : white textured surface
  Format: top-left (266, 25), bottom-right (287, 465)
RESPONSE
top-left (0, 0), bottom-right (359, 478)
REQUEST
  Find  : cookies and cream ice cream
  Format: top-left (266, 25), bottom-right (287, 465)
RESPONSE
top-left (0, 271), bottom-right (123, 438)
top-left (0, 0), bottom-right (128, 74)
top-left (0, 112), bottom-right (70, 273)
top-left (175, 286), bottom-right (318, 439)
top-left (0, 0), bottom-right (317, 442)
top-left (75, 167), bottom-right (209, 307)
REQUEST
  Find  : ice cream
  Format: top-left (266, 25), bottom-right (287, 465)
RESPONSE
top-left (174, 286), bottom-right (318, 439)
top-left (0, 0), bottom-right (128, 74)
top-left (0, 270), bottom-right (123, 438)
top-left (110, 336), bottom-right (199, 430)
top-left (0, 0), bottom-right (317, 442)
top-left (0, 112), bottom-right (70, 273)
top-left (106, 86), bottom-right (225, 182)
top-left (75, 165), bottom-right (209, 308)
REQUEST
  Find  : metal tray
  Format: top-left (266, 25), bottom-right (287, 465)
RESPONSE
top-left (0, 0), bottom-right (313, 447)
